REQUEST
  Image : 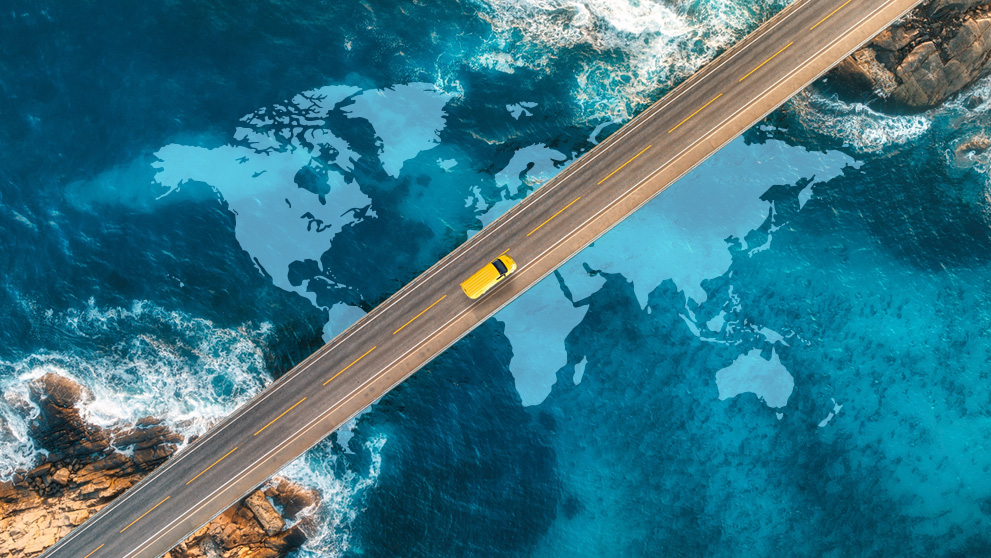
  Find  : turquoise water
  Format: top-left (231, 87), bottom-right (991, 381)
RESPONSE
top-left (3, 0), bottom-right (991, 556)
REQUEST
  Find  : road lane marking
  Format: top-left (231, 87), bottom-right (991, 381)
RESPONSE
top-left (499, 248), bottom-right (510, 256)
top-left (597, 145), bottom-right (652, 185)
top-left (120, 497), bottom-right (170, 534)
top-left (739, 42), bottom-right (794, 81)
top-left (254, 398), bottom-right (307, 436)
top-left (72, 11), bottom-right (820, 537)
top-left (323, 346), bottom-right (377, 386)
top-left (123, 0), bottom-right (914, 550)
top-left (82, 544), bottom-right (104, 558)
top-left (186, 447), bottom-right (239, 485)
top-left (393, 295), bottom-right (447, 335)
top-left (668, 93), bottom-right (723, 133)
top-left (810, 0), bottom-right (852, 30)
top-left (526, 197), bottom-right (581, 237)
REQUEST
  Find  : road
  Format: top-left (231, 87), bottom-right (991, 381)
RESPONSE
top-left (43, 0), bottom-right (922, 556)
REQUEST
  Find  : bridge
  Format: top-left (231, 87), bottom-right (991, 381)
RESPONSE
top-left (44, 0), bottom-right (922, 556)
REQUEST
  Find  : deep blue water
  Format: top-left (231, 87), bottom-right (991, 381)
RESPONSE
top-left (3, 0), bottom-right (991, 556)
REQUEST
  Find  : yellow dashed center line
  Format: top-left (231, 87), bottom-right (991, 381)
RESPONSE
top-left (82, 544), bottom-right (104, 558)
top-left (186, 446), bottom-right (238, 485)
top-left (597, 145), bottom-right (652, 185)
top-left (324, 346), bottom-right (377, 386)
top-left (669, 93), bottom-right (723, 134)
top-left (498, 248), bottom-right (511, 257)
top-left (254, 398), bottom-right (307, 437)
top-left (393, 295), bottom-right (447, 335)
top-left (526, 197), bottom-right (581, 237)
top-left (740, 42), bottom-right (794, 81)
top-left (120, 496), bottom-right (170, 534)
top-left (810, 0), bottom-right (852, 30)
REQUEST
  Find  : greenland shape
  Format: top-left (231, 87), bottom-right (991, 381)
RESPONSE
top-left (153, 83), bottom-right (456, 329)
top-left (149, 83), bottom-right (458, 554)
top-left (343, 83), bottom-right (454, 178)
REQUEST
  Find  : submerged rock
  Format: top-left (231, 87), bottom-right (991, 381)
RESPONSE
top-left (953, 132), bottom-right (991, 168)
top-left (830, 0), bottom-right (991, 110)
top-left (0, 373), bottom-right (321, 558)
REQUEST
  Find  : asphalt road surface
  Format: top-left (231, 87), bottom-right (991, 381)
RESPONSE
top-left (44, 0), bottom-right (922, 556)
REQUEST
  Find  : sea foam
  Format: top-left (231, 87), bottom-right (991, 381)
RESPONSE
top-left (789, 91), bottom-right (931, 152)
top-left (281, 436), bottom-right (386, 558)
top-left (0, 299), bottom-right (271, 478)
top-left (472, 0), bottom-right (793, 121)
top-left (0, 298), bottom-right (382, 554)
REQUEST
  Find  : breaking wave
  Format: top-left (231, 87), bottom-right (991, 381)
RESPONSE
top-left (0, 298), bottom-right (382, 549)
top-left (283, 436), bottom-right (386, 558)
top-left (792, 73), bottom-right (991, 154)
top-left (788, 91), bottom-right (932, 152)
top-left (0, 299), bottom-right (272, 477)
top-left (471, 0), bottom-right (794, 121)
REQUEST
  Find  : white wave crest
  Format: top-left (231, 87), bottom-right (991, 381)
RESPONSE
top-left (942, 73), bottom-right (991, 115)
top-left (789, 91), bottom-right (931, 152)
top-left (0, 299), bottom-right (272, 477)
top-left (793, 71), bottom-right (991, 153)
top-left (282, 436), bottom-right (386, 557)
top-left (0, 381), bottom-right (42, 476)
top-left (472, 0), bottom-right (792, 121)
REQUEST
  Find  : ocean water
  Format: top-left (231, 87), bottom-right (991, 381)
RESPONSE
top-left (3, 0), bottom-right (991, 557)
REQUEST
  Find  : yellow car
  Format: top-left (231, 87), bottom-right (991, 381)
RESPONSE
top-left (461, 255), bottom-right (517, 299)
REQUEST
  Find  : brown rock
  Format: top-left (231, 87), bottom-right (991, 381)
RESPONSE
top-left (265, 478), bottom-right (319, 520)
top-left (23, 533), bottom-right (53, 555)
top-left (945, 59), bottom-right (971, 89)
top-left (132, 445), bottom-right (175, 468)
top-left (954, 133), bottom-right (991, 164)
top-left (135, 416), bottom-right (164, 428)
top-left (2, 373), bottom-right (315, 558)
top-left (831, 47), bottom-right (900, 97)
top-left (898, 41), bottom-right (939, 75)
top-left (891, 74), bottom-right (929, 106)
top-left (50, 468), bottom-right (70, 486)
top-left (928, 0), bottom-right (990, 16)
top-left (113, 424), bottom-right (183, 450)
top-left (26, 463), bottom-right (52, 479)
top-left (245, 490), bottom-right (285, 536)
top-left (28, 374), bottom-right (110, 460)
top-left (66, 510), bottom-right (90, 526)
top-left (31, 374), bottom-right (85, 408)
top-left (873, 26), bottom-right (918, 51)
top-left (830, 1), bottom-right (991, 111)
top-left (199, 537), bottom-right (223, 558)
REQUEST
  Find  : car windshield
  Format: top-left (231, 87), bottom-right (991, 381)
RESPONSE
top-left (491, 259), bottom-right (508, 275)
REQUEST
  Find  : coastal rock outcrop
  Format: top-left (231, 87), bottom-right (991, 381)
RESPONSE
top-left (953, 132), bottom-right (991, 169)
top-left (0, 373), bottom-right (320, 558)
top-left (830, 0), bottom-right (991, 110)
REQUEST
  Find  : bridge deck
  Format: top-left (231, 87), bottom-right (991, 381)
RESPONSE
top-left (44, 0), bottom-right (922, 556)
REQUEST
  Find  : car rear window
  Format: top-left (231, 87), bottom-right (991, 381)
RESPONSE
top-left (492, 259), bottom-right (508, 275)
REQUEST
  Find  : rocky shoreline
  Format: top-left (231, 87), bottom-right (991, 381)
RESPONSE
top-left (0, 373), bottom-right (319, 558)
top-left (831, 0), bottom-right (991, 110)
